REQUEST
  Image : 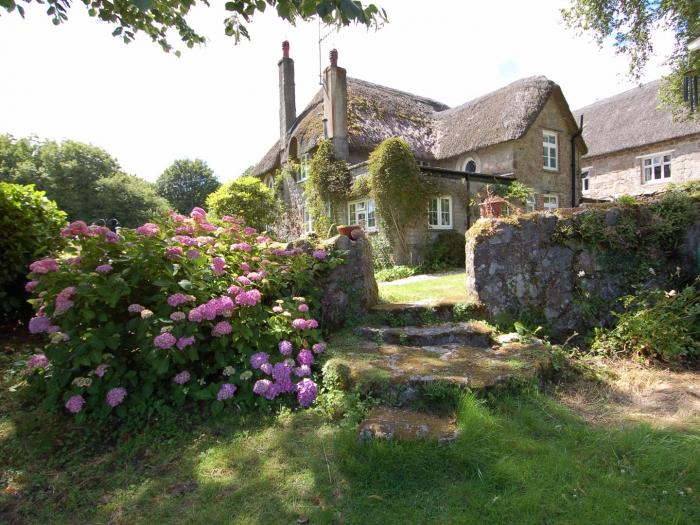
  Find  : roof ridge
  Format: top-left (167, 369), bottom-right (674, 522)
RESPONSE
top-left (573, 79), bottom-right (661, 113)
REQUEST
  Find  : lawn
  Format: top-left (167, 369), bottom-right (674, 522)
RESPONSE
top-left (1, 335), bottom-right (699, 524)
top-left (378, 271), bottom-right (468, 304)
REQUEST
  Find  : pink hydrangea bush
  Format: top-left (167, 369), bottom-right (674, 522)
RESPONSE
top-left (24, 208), bottom-right (341, 420)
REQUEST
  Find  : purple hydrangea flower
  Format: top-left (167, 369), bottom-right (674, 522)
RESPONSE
top-left (128, 303), bottom-right (145, 313)
top-left (294, 365), bottom-right (311, 377)
top-left (54, 286), bottom-right (76, 315)
top-left (296, 378), bottom-right (318, 407)
top-left (217, 383), bottom-right (237, 401)
top-left (243, 226), bottom-right (257, 236)
top-left (312, 342), bottom-right (326, 354)
top-left (211, 257), bottom-right (226, 275)
top-left (174, 371), bottom-right (191, 385)
top-left (95, 264), bottom-right (113, 273)
top-left (297, 349), bottom-right (314, 366)
top-left (25, 280), bottom-right (39, 293)
top-left (154, 332), bottom-right (177, 349)
top-left (292, 318), bottom-right (307, 330)
top-left (177, 335), bottom-right (196, 350)
top-left (167, 293), bottom-right (191, 307)
top-left (170, 311), bottom-right (186, 321)
top-left (298, 303), bottom-right (309, 313)
top-left (250, 352), bottom-right (269, 369)
top-left (106, 387), bottom-right (127, 407)
top-left (212, 321), bottom-right (232, 337)
top-left (260, 362), bottom-right (273, 375)
top-left (253, 379), bottom-right (272, 395)
top-left (312, 249), bottom-right (327, 260)
top-left (95, 364), bottom-right (109, 378)
top-left (278, 340), bottom-right (293, 355)
top-left (65, 395), bottom-right (85, 414)
top-left (27, 354), bottom-right (49, 369)
top-left (28, 315), bottom-right (51, 334)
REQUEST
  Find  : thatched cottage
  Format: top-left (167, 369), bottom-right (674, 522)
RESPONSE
top-left (574, 80), bottom-right (700, 200)
top-left (252, 42), bottom-right (586, 261)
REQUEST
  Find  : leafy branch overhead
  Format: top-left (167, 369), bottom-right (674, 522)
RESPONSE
top-left (0, 0), bottom-right (386, 53)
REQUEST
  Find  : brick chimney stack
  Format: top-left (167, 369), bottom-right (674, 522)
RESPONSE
top-left (279, 40), bottom-right (296, 142)
top-left (323, 48), bottom-right (349, 160)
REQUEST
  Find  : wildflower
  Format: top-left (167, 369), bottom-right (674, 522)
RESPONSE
top-left (170, 311), bottom-right (186, 321)
top-left (54, 286), bottom-right (76, 315)
top-left (217, 383), bottom-right (237, 401)
top-left (106, 387), bottom-right (127, 407)
top-left (26, 354), bottom-right (49, 369)
top-left (253, 379), bottom-right (272, 396)
top-left (135, 223), bottom-right (160, 237)
top-left (72, 376), bottom-right (92, 388)
top-left (211, 257), bottom-right (226, 275)
top-left (25, 280), bottom-right (39, 293)
top-left (140, 309), bottom-right (154, 319)
top-left (312, 249), bottom-right (327, 260)
top-left (298, 303), bottom-right (309, 313)
top-left (29, 258), bottom-right (58, 274)
top-left (95, 264), bottom-right (113, 273)
top-left (223, 366), bottom-right (236, 376)
top-left (128, 303), bottom-right (144, 313)
top-left (95, 364), bottom-right (109, 378)
top-left (65, 395), bottom-right (85, 414)
top-left (165, 246), bottom-right (183, 259)
top-left (213, 321), bottom-right (232, 337)
top-left (250, 352), bottom-right (269, 369)
top-left (296, 378), bottom-right (318, 407)
top-left (297, 349), bottom-right (314, 366)
top-left (154, 332), bottom-right (177, 349)
top-left (174, 371), bottom-right (191, 385)
top-left (28, 315), bottom-right (51, 334)
top-left (312, 342), bottom-right (326, 354)
top-left (279, 340), bottom-right (293, 355)
top-left (177, 335), bottom-right (195, 350)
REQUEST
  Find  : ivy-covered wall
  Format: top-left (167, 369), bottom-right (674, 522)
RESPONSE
top-left (465, 192), bottom-right (700, 336)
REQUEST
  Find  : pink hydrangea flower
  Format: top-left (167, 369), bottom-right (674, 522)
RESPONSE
top-left (190, 207), bottom-right (207, 222)
top-left (174, 371), bottom-right (191, 385)
top-left (167, 293), bottom-right (192, 307)
top-left (95, 364), bottom-right (109, 377)
top-left (232, 242), bottom-right (251, 252)
top-left (106, 387), bottom-right (127, 407)
top-left (166, 246), bottom-right (183, 259)
top-left (187, 249), bottom-right (201, 259)
top-left (212, 321), bottom-right (232, 337)
top-left (104, 231), bottom-right (120, 244)
top-left (65, 395), bottom-right (85, 414)
top-left (128, 303), bottom-right (144, 313)
top-left (29, 258), bottom-right (58, 274)
top-left (175, 225), bottom-right (195, 235)
top-left (312, 342), bottom-right (326, 354)
top-left (199, 222), bottom-right (217, 232)
top-left (61, 220), bottom-right (90, 237)
top-left (247, 272), bottom-right (262, 282)
top-left (227, 285), bottom-right (241, 296)
top-left (298, 304), bottom-right (309, 313)
top-left (154, 332), bottom-right (177, 349)
top-left (170, 311), bottom-right (186, 321)
top-left (256, 235), bottom-right (271, 244)
top-left (25, 280), bottom-right (39, 293)
top-left (297, 349), bottom-right (314, 366)
top-left (292, 318), bottom-right (307, 330)
top-left (211, 257), bottom-right (226, 276)
top-left (27, 354), bottom-right (49, 369)
top-left (243, 227), bottom-right (257, 236)
top-left (272, 305), bottom-right (284, 314)
top-left (217, 383), bottom-right (237, 401)
top-left (250, 352), bottom-right (269, 369)
top-left (177, 335), bottom-right (195, 350)
top-left (296, 378), bottom-right (318, 407)
top-left (278, 340), bottom-right (293, 355)
top-left (240, 263), bottom-right (250, 273)
top-left (136, 223), bottom-right (160, 237)
top-left (54, 286), bottom-right (76, 315)
top-left (237, 275), bottom-right (251, 286)
top-left (95, 264), bottom-right (113, 273)
top-left (235, 289), bottom-right (261, 307)
top-left (173, 235), bottom-right (199, 246)
top-left (306, 319), bottom-right (319, 329)
top-left (312, 249), bottom-right (327, 260)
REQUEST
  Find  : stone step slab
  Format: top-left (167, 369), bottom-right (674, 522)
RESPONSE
top-left (355, 321), bottom-right (493, 348)
top-left (358, 407), bottom-right (459, 443)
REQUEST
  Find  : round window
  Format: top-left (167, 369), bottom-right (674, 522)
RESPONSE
top-left (465, 160), bottom-right (477, 173)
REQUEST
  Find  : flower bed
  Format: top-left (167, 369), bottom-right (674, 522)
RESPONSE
top-left (24, 208), bottom-right (341, 420)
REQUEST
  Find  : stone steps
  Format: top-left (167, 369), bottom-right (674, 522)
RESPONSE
top-left (358, 407), bottom-right (459, 443)
top-left (355, 321), bottom-right (493, 347)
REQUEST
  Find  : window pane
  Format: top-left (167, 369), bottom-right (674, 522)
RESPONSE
top-left (644, 158), bottom-right (651, 166)
top-left (664, 164), bottom-right (671, 178)
top-left (654, 165), bottom-right (661, 179)
top-left (644, 167), bottom-right (651, 181)
top-left (663, 155), bottom-right (671, 163)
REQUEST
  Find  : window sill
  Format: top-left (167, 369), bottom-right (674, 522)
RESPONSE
top-left (543, 167), bottom-right (559, 173)
top-left (428, 225), bottom-right (454, 230)
top-left (642, 178), bottom-right (672, 185)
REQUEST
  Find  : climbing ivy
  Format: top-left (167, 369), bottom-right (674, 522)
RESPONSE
top-left (307, 139), bottom-right (352, 236)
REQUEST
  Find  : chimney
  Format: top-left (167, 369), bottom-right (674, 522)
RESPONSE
top-left (323, 48), bottom-right (349, 160)
top-left (279, 40), bottom-right (296, 143)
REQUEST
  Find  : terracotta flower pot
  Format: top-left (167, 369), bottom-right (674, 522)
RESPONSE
top-left (337, 224), bottom-right (361, 238)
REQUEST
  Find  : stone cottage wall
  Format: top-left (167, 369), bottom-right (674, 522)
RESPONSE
top-left (465, 211), bottom-right (700, 337)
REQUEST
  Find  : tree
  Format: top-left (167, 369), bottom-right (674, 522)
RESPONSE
top-left (156, 159), bottom-right (220, 214)
top-left (562, 0), bottom-right (700, 120)
top-left (1, 0), bottom-right (386, 54)
top-left (91, 173), bottom-right (170, 227)
top-left (206, 176), bottom-right (278, 230)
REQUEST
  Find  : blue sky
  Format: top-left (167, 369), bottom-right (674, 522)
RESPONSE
top-left (0, 0), bottom-right (675, 182)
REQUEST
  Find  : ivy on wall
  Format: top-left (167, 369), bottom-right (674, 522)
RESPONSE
top-left (307, 139), bottom-right (352, 236)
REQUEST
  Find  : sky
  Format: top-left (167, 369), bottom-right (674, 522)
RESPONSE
top-left (0, 0), bottom-right (676, 183)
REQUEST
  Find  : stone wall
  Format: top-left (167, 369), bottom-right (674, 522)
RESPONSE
top-left (582, 134), bottom-right (700, 200)
top-left (465, 209), bottom-right (700, 337)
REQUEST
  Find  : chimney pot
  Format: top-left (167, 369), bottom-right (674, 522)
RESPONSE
top-left (282, 40), bottom-right (290, 58)
top-left (329, 48), bottom-right (338, 67)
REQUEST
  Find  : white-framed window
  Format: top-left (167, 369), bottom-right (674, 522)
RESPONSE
top-left (525, 195), bottom-right (536, 212)
top-left (299, 153), bottom-right (310, 182)
top-left (543, 131), bottom-right (558, 171)
top-left (543, 194), bottom-right (558, 211)
top-left (302, 206), bottom-right (313, 235)
top-left (428, 196), bottom-right (453, 229)
top-left (581, 167), bottom-right (591, 193)
top-left (641, 153), bottom-right (672, 183)
top-left (348, 199), bottom-right (376, 231)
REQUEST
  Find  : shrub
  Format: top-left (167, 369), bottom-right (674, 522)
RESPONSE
top-left (0, 183), bottom-right (66, 315)
top-left (369, 229), bottom-right (394, 269)
top-left (424, 231), bottom-right (465, 270)
top-left (592, 280), bottom-right (700, 361)
top-left (206, 176), bottom-right (278, 230)
top-left (23, 207), bottom-right (343, 421)
top-left (375, 265), bottom-right (419, 283)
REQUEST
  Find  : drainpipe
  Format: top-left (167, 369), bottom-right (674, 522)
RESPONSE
top-left (571, 114), bottom-right (583, 207)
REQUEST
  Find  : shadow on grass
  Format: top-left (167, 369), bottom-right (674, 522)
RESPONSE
top-left (1, 353), bottom-right (699, 524)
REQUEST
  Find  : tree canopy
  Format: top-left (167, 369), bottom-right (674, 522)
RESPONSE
top-left (206, 175), bottom-right (278, 230)
top-left (562, 0), bottom-right (699, 119)
top-left (155, 159), bottom-right (220, 215)
top-left (1, 0), bottom-right (386, 54)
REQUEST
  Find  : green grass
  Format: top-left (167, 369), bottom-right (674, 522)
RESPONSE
top-left (378, 272), bottom-right (467, 304)
top-left (2, 341), bottom-right (699, 524)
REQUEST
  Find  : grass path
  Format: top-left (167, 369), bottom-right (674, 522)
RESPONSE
top-left (1, 338), bottom-right (699, 524)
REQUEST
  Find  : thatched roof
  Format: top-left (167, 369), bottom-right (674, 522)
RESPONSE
top-left (574, 80), bottom-right (700, 158)
top-left (252, 75), bottom-right (576, 176)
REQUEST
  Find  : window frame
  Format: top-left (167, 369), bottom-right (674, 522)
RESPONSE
top-left (428, 195), bottom-right (453, 230)
top-left (542, 130), bottom-right (559, 171)
top-left (581, 167), bottom-right (592, 193)
top-left (347, 198), bottom-right (377, 232)
top-left (302, 206), bottom-right (313, 235)
top-left (298, 153), bottom-right (310, 182)
top-left (525, 195), bottom-right (536, 212)
top-left (463, 158), bottom-right (478, 174)
top-left (640, 152), bottom-right (672, 184)
top-left (543, 194), bottom-right (558, 211)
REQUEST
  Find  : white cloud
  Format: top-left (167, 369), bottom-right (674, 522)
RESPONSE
top-left (0, 0), bottom-right (676, 182)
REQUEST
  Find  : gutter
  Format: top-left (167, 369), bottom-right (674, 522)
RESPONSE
top-left (571, 114), bottom-right (584, 207)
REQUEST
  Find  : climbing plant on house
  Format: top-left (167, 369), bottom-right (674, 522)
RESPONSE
top-left (368, 137), bottom-right (433, 262)
top-left (307, 139), bottom-right (352, 236)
